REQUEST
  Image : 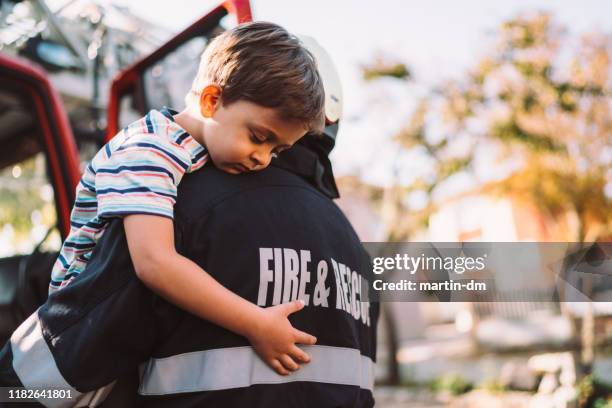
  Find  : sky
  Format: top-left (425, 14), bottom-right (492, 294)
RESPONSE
top-left (71, 0), bottom-right (612, 183)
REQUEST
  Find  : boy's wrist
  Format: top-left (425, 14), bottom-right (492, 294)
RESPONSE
top-left (241, 304), bottom-right (267, 341)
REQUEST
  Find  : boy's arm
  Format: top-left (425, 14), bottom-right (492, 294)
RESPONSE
top-left (123, 214), bottom-right (316, 375)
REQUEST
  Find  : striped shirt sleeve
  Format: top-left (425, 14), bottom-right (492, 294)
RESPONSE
top-left (95, 133), bottom-right (191, 220)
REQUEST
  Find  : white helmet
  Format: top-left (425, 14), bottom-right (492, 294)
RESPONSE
top-left (275, 35), bottom-right (342, 198)
top-left (298, 35), bottom-right (343, 127)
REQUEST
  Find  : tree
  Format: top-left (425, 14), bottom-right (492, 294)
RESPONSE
top-left (363, 12), bottom-right (611, 378)
top-left (436, 13), bottom-right (611, 373)
top-left (438, 12), bottom-right (611, 243)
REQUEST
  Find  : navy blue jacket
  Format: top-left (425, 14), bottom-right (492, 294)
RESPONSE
top-left (1, 163), bottom-right (378, 408)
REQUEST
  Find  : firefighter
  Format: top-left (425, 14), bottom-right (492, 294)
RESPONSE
top-left (0, 37), bottom-right (379, 408)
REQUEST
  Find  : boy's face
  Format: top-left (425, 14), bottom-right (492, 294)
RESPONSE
top-left (200, 86), bottom-right (307, 175)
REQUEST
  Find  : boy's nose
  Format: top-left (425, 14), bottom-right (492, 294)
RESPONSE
top-left (249, 150), bottom-right (271, 170)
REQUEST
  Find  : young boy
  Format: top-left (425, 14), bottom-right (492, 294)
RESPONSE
top-left (49, 21), bottom-right (325, 376)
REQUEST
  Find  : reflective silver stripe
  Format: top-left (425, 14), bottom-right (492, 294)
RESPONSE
top-left (139, 345), bottom-right (374, 395)
top-left (10, 310), bottom-right (115, 407)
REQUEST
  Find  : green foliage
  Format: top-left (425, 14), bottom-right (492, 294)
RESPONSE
top-left (514, 61), bottom-right (551, 78)
top-left (501, 13), bottom-right (553, 51)
top-left (362, 61), bottom-right (411, 81)
top-left (436, 157), bottom-right (473, 181)
top-left (555, 82), bottom-right (577, 112)
top-left (479, 379), bottom-right (508, 393)
top-left (430, 374), bottom-right (473, 395)
top-left (593, 398), bottom-right (612, 408)
top-left (394, 100), bottom-right (428, 149)
top-left (522, 91), bottom-right (538, 112)
top-left (491, 117), bottom-right (564, 152)
top-left (577, 374), bottom-right (612, 408)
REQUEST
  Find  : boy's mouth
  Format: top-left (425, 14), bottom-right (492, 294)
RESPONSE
top-left (234, 163), bottom-right (251, 173)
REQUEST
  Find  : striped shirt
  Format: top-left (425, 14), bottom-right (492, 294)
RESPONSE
top-left (49, 107), bottom-right (208, 293)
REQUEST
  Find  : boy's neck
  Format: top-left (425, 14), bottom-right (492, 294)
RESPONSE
top-left (173, 108), bottom-right (206, 147)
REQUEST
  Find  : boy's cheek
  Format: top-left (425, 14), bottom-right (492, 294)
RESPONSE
top-left (209, 144), bottom-right (244, 165)
top-left (227, 142), bottom-right (252, 161)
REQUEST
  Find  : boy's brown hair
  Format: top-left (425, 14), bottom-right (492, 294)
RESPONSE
top-left (187, 21), bottom-right (325, 133)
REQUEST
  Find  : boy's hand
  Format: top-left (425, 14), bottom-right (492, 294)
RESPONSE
top-left (247, 300), bottom-right (317, 376)
top-left (124, 215), bottom-right (313, 375)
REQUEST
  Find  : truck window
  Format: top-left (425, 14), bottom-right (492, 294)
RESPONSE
top-left (0, 84), bottom-right (63, 257)
top-left (142, 15), bottom-right (236, 112)
top-left (0, 153), bottom-right (61, 257)
top-left (115, 12), bottom-right (236, 129)
top-left (142, 36), bottom-right (210, 112)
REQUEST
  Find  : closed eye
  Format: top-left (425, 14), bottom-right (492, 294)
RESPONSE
top-left (249, 132), bottom-right (266, 144)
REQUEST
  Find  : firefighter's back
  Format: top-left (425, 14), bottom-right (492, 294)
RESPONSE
top-left (139, 163), bottom-right (379, 408)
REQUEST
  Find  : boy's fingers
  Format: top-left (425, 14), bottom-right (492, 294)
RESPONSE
top-left (282, 299), bottom-right (305, 315)
top-left (289, 345), bottom-right (310, 363)
top-left (293, 329), bottom-right (317, 345)
top-left (279, 355), bottom-right (300, 372)
top-left (270, 359), bottom-right (290, 376)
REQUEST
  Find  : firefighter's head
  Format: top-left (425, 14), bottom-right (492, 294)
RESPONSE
top-left (183, 21), bottom-right (325, 174)
top-left (270, 35), bottom-right (344, 199)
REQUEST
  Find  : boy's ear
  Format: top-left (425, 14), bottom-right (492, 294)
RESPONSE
top-left (199, 85), bottom-right (222, 118)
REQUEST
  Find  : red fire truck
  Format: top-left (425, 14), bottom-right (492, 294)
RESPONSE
top-left (0, 0), bottom-right (252, 344)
